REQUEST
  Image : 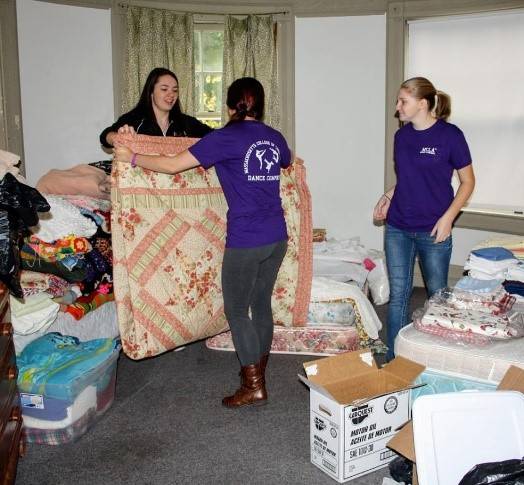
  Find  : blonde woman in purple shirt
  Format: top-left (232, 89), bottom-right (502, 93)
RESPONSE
top-left (114, 77), bottom-right (296, 408)
top-left (373, 77), bottom-right (475, 361)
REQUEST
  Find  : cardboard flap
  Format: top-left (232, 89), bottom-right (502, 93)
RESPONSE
top-left (383, 356), bottom-right (425, 384)
top-left (303, 349), bottom-right (377, 386)
top-left (497, 366), bottom-right (524, 393)
top-left (297, 374), bottom-right (337, 401)
top-left (387, 421), bottom-right (416, 463)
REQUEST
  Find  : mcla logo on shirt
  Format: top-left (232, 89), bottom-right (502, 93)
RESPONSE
top-left (419, 147), bottom-right (437, 155)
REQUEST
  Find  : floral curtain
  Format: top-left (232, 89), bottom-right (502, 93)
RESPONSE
top-left (222, 15), bottom-right (280, 130)
top-left (122, 6), bottom-right (195, 115)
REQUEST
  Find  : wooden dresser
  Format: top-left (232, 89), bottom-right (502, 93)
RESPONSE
top-left (0, 282), bottom-right (24, 484)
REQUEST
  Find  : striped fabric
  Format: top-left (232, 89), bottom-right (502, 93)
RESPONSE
top-left (111, 134), bottom-right (313, 360)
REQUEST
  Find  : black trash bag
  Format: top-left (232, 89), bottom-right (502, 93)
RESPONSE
top-left (0, 210), bottom-right (24, 298)
top-left (0, 172), bottom-right (50, 228)
top-left (389, 455), bottom-right (413, 484)
top-left (459, 457), bottom-right (524, 485)
top-left (0, 172), bottom-right (50, 297)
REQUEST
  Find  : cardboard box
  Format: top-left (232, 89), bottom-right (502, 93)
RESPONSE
top-left (387, 365), bottom-right (524, 485)
top-left (299, 349), bottom-right (425, 482)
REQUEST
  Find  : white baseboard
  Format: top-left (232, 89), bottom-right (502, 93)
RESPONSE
top-left (413, 263), bottom-right (464, 288)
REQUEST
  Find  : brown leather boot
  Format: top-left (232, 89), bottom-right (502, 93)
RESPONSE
top-left (222, 363), bottom-right (267, 408)
top-left (260, 353), bottom-right (269, 376)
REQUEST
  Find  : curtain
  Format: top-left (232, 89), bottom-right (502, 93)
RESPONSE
top-left (122, 6), bottom-right (195, 115)
top-left (222, 15), bottom-right (280, 130)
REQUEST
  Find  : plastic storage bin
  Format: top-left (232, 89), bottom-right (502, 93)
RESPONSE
top-left (17, 333), bottom-right (120, 445)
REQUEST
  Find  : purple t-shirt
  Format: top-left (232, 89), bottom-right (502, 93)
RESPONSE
top-left (188, 120), bottom-right (291, 248)
top-left (387, 119), bottom-right (472, 232)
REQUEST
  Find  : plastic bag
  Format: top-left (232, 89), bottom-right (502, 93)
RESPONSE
top-left (365, 250), bottom-right (389, 305)
top-left (458, 457), bottom-right (524, 484)
top-left (388, 455), bottom-right (413, 484)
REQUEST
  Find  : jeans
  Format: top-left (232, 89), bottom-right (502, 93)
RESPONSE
top-left (385, 224), bottom-right (452, 360)
top-left (221, 240), bottom-right (288, 366)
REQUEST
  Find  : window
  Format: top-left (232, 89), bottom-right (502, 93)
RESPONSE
top-left (194, 27), bottom-right (224, 128)
top-left (406, 10), bottom-right (524, 214)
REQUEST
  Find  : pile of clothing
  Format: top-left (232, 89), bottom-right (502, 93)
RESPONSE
top-left (14, 194), bottom-right (114, 336)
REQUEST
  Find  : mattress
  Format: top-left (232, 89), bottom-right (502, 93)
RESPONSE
top-left (206, 325), bottom-right (361, 356)
top-left (395, 323), bottom-right (524, 383)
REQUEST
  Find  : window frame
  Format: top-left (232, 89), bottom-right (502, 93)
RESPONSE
top-left (193, 22), bottom-right (224, 127)
top-left (0, 0), bottom-right (25, 170)
top-left (385, 0), bottom-right (524, 235)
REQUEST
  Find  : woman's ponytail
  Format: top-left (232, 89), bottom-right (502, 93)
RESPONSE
top-left (434, 90), bottom-right (451, 120)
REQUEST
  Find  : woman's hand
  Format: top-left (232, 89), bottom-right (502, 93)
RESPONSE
top-left (117, 124), bottom-right (136, 136)
top-left (431, 214), bottom-right (453, 243)
top-left (294, 157), bottom-right (305, 166)
top-left (113, 145), bottom-right (133, 164)
top-left (373, 194), bottom-right (391, 221)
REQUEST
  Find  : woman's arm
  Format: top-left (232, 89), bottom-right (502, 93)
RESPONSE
top-left (113, 146), bottom-right (200, 174)
top-left (184, 115), bottom-right (214, 137)
top-left (373, 186), bottom-right (396, 221)
top-left (431, 164), bottom-right (475, 242)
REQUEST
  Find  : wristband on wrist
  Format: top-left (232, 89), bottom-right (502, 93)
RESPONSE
top-left (130, 153), bottom-right (137, 168)
top-left (383, 193), bottom-right (391, 202)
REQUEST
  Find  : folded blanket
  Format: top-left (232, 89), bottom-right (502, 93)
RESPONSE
top-left (36, 164), bottom-right (111, 200)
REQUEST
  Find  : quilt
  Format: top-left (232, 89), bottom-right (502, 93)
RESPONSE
top-left (111, 134), bottom-right (312, 359)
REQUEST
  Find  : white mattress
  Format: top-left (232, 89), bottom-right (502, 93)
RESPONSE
top-left (395, 323), bottom-right (524, 383)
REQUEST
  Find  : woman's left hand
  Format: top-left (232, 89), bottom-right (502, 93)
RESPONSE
top-left (113, 145), bottom-right (133, 163)
top-left (431, 215), bottom-right (453, 243)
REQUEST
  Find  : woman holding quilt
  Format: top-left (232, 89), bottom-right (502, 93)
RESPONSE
top-left (114, 77), bottom-right (295, 408)
top-left (373, 76), bottom-right (475, 361)
top-left (100, 67), bottom-right (212, 148)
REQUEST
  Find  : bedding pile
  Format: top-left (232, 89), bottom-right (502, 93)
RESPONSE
top-left (12, 193), bottom-right (116, 352)
top-left (206, 277), bottom-right (387, 356)
top-left (412, 242), bottom-right (524, 347)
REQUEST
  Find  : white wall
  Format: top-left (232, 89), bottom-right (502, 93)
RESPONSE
top-left (295, 15), bottom-right (387, 251)
top-left (17, 0), bottom-right (114, 186)
top-left (294, 14), bottom-right (515, 266)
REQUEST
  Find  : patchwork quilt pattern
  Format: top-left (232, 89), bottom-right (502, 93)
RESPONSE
top-left (111, 134), bottom-right (312, 359)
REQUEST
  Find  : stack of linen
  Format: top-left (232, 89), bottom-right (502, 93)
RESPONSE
top-left (413, 284), bottom-right (522, 346)
top-left (466, 244), bottom-right (524, 302)
top-left (12, 194), bottom-right (118, 353)
top-left (413, 245), bottom-right (524, 346)
top-left (464, 247), bottom-right (520, 280)
top-left (206, 276), bottom-right (387, 356)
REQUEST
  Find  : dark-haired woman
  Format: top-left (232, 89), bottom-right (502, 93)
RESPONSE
top-left (100, 67), bottom-right (212, 148)
top-left (114, 77), bottom-right (296, 408)
top-left (373, 76), bottom-right (475, 361)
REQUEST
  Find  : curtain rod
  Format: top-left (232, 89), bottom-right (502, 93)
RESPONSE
top-left (117, 2), bottom-right (290, 16)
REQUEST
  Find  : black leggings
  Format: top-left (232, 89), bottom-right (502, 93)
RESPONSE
top-left (221, 240), bottom-right (288, 366)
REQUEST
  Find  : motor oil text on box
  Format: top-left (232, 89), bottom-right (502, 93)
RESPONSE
top-left (299, 349), bottom-right (424, 482)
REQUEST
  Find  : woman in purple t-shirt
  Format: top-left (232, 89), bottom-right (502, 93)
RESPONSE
top-left (373, 77), bottom-right (475, 361)
top-left (114, 77), bottom-right (295, 408)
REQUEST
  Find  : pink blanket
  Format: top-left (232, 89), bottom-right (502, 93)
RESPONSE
top-left (111, 134), bottom-right (312, 359)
